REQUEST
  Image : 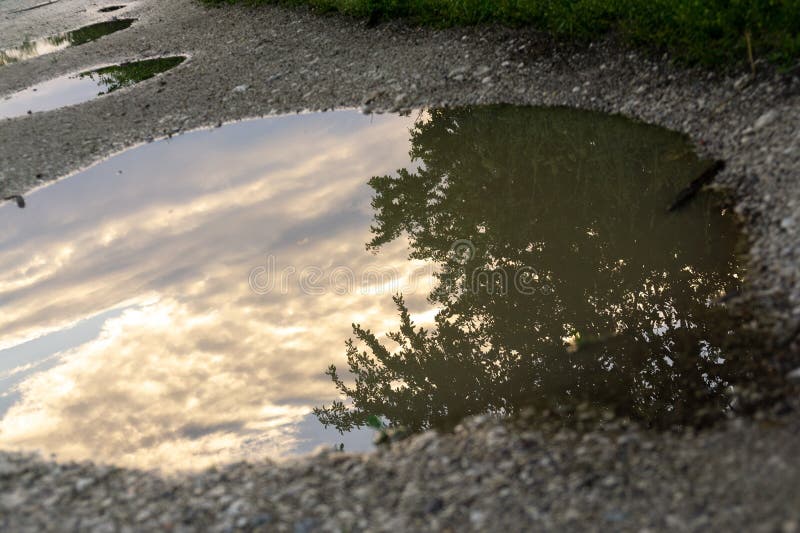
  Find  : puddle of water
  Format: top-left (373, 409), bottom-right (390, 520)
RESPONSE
top-left (0, 106), bottom-right (767, 471)
top-left (0, 57), bottom-right (186, 120)
top-left (0, 19), bottom-right (135, 67)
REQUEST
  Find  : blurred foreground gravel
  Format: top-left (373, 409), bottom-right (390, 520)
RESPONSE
top-left (2, 410), bottom-right (800, 532)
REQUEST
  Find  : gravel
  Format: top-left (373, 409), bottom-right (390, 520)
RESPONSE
top-left (1, 412), bottom-right (800, 532)
top-left (1, 0), bottom-right (799, 529)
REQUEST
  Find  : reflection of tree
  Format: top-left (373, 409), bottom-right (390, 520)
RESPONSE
top-left (0, 20), bottom-right (133, 67)
top-left (0, 38), bottom-right (46, 66)
top-left (315, 105), bottom-right (756, 433)
top-left (79, 57), bottom-right (185, 95)
top-left (64, 19), bottom-right (135, 47)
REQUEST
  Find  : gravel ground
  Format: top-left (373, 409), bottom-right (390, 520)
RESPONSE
top-left (2, 411), bottom-right (800, 532)
top-left (1, 0), bottom-right (799, 530)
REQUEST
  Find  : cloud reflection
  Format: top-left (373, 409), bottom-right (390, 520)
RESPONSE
top-left (0, 111), bottom-right (437, 470)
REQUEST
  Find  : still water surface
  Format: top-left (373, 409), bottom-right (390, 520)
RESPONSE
top-left (0, 19), bottom-right (135, 67)
top-left (0, 107), bottom-right (750, 470)
top-left (0, 57), bottom-right (186, 120)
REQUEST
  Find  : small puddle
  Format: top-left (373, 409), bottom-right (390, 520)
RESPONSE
top-left (0, 106), bottom-right (775, 471)
top-left (0, 56), bottom-right (186, 119)
top-left (0, 19), bottom-right (135, 67)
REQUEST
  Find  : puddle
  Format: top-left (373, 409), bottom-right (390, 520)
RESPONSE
top-left (0, 57), bottom-right (186, 120)
top-left (0, 19), bottom-right (135, 67)
top-left (0, 106), bottom-right (769, 471)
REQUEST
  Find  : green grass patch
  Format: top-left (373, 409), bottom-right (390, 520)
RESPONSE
top-left (204, 0), bottom-right (800, 69)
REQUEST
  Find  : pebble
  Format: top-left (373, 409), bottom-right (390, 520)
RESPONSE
top-left (75, 477), bottom-right (94, 492)
top-left (448, 66), bottom-right (467, 78)
top-left (754, 109), bottom-right (778, 130)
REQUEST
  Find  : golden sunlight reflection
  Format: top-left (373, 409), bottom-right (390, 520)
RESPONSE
top-left (0, 111), bottom-right (438, 470)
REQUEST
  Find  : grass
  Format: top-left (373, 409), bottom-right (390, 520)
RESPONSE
top-left (204, 0), bottom-right (800, 69)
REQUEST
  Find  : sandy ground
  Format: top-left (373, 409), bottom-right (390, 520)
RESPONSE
top-left (1, 0), bottom-right (799, 530)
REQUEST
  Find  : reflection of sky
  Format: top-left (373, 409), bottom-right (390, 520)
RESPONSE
top-left (0, 19), bottom-right (133, 67)
top-left (0, 58), bottom-right (183, 120)
top-left (0, 72), bottom-right (110, 120)
top-left (0, 111), bottom-right (438, 471)
top-left (0, 35), bottom-right (71, 67)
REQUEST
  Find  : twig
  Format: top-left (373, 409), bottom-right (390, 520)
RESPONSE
top-left (667, 160), bottom-right (726, 212)
top-left (4, 195), bottom-right (26, 208)
top-left (745, 30), bottom-right (755, 76)
top-left (9, 0), bottom-right (60, 14)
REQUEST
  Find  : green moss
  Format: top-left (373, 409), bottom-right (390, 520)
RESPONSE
top-left (203, 0), bottom-right (800, 69)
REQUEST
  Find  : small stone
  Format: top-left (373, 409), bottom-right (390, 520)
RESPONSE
top-left (424, 497), bottom-right (444, 514)
top-left (448, 66), bottom-right (467, 78)
top-left (780, 217), bottom-right (795, 230)
top-left (601, 475), bottom-right (618, 487)
top-left (293, 518), bottom-right (317, 533)
top-left (227, 498), bottom-right (248, 516)
top-left (469, 510), bottom-right (486, 527)
top-left (786, 367), bottom-right (800, 383)
top-left (135, 508), bottom-right (152, 522)
top-left (75, 477), bottom-right (94, 492)
top-left (666, 515), bottom-right (686, 528)
top-left (0, 458), bottom-right (22, 477)
top-left (481, 76), bottom-right (492, 84)
top-left (733, 74), bottom-right (751, 90)
top-left (232, 84), bottom-right (249, 93)
top-left (394, 93), bottom-right (407, 105)
top-left (252, 514), bottom-right (272, 527)
top-left (572, 86), bottom-right (580, 93)
top-left (1, 490), bottom-right (25, 508)
top-left (474, 65), bottom-right (491, 77)
top-left (754, 110), bottom-right (778, 130)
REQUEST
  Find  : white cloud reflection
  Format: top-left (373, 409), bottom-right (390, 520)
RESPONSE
top-left (0, 111), bottom-right (438, 471)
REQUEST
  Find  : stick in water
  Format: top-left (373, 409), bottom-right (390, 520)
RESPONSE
top-left (4, 195), bottom-right (26, 208)
top-left (667, 160), bottom-right (725, 212)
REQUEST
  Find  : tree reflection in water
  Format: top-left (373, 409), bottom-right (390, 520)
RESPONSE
top-left (0, 20), bottom-right (135, 67)
top-left (79, 56), bottom-right (186, 95)
top-left (315, 105), bottom-right (764, 435)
